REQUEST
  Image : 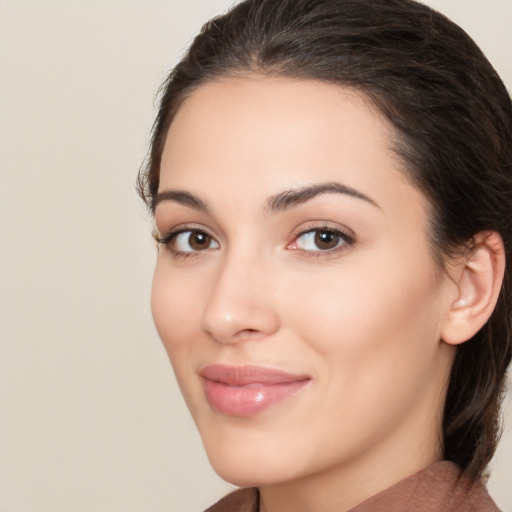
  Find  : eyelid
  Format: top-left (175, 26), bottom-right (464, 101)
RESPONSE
top-left (290, 221), bottom-right (355, 241)
top-left (287, 221), bottom-right (356, 255)
top-left (152, 221), bottom-right (355, 258)
top-left (153, 223), bottom-right (220, 256)
top-left (154, 222), bottom-right (212, 242)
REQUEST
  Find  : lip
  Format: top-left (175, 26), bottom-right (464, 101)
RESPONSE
top-left (200, 365), bottom-right (310, 417)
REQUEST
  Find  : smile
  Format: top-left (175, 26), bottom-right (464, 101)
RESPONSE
top-left (200, 365), bottom-right (311, 417)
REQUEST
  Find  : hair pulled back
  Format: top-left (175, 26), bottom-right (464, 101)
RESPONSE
top-left (138, 0), bottom-right (512, 479)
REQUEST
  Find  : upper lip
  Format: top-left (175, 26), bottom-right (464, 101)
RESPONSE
top-left (200, 364), bottom-right (311, 386)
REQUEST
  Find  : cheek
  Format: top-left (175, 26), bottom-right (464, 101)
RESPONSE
top-left (283, 254), bottom-right (443, 377)
top-left (275, 257), bottom-right (446, 459)
top-left (151, 262), bottom-right (209, 412)
top-left (151, 262), bottom-right (201, 356)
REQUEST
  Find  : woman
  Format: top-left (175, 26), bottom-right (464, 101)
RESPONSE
top-left (138, 0), bottom-right (512, 510)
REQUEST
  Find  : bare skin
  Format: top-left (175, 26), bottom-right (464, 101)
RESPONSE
top-left (151, 77), bottom-right (504, 512)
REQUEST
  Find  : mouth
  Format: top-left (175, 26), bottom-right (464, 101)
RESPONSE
top-left (199, 365), bottom-right (311, 417)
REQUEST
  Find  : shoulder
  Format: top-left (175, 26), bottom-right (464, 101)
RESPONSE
top-left (464, 479), bottom-right (501, 512)
top-left (204, 487), bottom-right (258, 512)
top-left (203, 463), bottom-right (501, 512)
top-left (349, 461), bottom-right (501, 512)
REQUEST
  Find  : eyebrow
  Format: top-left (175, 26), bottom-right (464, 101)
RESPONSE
top-left (152, 181), bottom-right (379, 215)
top-left (266, 182), bottom-right (380, 213)
top-left (152, 190), bottom-right (208, 213)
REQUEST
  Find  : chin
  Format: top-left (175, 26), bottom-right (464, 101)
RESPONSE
top-left (209, 456), bottom-right (289, 488)
top-left (200, 431), bottom-right (300, 488)
top-left (212, 465), bottom-right (263, 488)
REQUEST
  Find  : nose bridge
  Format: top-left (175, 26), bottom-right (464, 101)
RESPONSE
top-left (201, 245), bottom-right (279, 343)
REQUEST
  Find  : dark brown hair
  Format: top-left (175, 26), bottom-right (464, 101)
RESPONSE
top-left (138, 0), bottom-right (512, 478)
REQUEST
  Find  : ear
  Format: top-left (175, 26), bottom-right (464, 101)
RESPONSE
top-left (441, 231), bottom-right (505, 346)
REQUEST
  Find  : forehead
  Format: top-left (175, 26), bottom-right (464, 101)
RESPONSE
top-left (159, 76), bottom-right (426, 218)
top-left (165, 77), bottom-right (391, 156)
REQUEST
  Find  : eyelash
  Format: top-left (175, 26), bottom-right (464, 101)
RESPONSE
top-left (153, 224), bottom-right (356, 259)
top-left (288, 225), bottom-right (355, 257)
top-left (153, 227), bottom-right (218, 259)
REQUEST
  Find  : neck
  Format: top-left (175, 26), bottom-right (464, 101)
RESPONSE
top-left (257, 344), bottom-right (454, 512)
top-left (258, 408), bottom-right (443, 512)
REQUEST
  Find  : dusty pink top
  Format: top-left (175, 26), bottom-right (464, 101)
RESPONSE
top-left (204, 461), bottom-right (501, 512)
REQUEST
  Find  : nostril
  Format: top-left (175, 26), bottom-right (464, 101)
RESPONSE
top-left (233, 328), bottom-right (268, 342)
top-left (200, 277), bottom-right (280, 343)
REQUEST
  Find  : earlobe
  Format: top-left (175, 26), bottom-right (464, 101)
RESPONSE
top-left (441, 231), bottom-right (505, 346)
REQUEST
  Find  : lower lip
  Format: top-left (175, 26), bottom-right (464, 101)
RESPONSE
top-left (202, 379), bottom-right (309, 417)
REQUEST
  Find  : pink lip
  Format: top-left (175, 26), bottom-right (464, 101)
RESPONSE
top-left (200, 365), bottom-right (310, 417)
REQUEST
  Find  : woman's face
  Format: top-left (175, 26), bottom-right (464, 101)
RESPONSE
top-left (151, 78), bottom-right (458, 489)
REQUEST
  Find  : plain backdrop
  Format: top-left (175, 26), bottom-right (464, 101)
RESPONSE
top-left (1, 1), bottom-right (511, 511)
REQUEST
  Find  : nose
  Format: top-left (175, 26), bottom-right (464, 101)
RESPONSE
top-left (200, 252), bottom-right (280, 344)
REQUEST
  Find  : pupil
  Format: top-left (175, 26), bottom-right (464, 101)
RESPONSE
top-left (315, 231), bottom-right (338, 250)
top-left (190, 232), bottom-right (210, 250)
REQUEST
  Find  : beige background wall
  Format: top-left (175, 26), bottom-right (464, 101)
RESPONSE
top-left (0, 1), bottom-right (510, 511)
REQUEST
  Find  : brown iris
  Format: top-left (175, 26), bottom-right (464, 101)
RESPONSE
top-left (314, 230), bottom-right (340, 250)
top-left (188, 231), bottom-right (212, 250)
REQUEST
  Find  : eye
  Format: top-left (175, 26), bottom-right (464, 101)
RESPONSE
top-left (290, 228), bottom-right (354, 253)
top-left (173, 230), bottom-right (219, 252)
top-left (156, 229), bottom-right (219, 254)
